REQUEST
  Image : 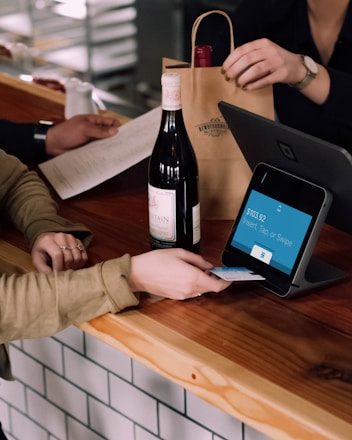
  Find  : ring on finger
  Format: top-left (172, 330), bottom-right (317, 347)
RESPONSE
top-left (59, 244), bottom-right (84, 252)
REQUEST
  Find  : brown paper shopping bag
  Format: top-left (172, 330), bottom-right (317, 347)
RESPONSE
top-left (163, 10), bottom-right (275, 220)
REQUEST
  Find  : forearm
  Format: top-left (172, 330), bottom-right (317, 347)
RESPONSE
top-left (0, 255), bottom-right (139, 344)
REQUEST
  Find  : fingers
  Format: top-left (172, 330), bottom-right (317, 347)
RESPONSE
top-left (171, 248), bottom-right (214, 270)
top-left (83, 114), bottom-right (121, 137)
top-left (93, 115), bottom-right (121, 128)
top-left (52, 235), bottom-right (88, 271)
top-left (32, 232), bottom-right (88, 272)
top-left (187, 272), bottom-right (232, 299)
top-left (221, 38), bottom-right (289, 89)
top-left (129, 249), bottom-right (232, 300)
top-left (32, 252), bottom-right (55, 274)
top-left (223, 50), bottom-right (271, 87)
top-left (222, 38), bottom-right (269, 71)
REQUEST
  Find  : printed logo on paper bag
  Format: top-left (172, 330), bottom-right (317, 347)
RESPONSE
top-left (196, 118), bottom-right (228, 137)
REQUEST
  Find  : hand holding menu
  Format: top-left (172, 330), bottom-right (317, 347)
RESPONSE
top-left (39, 106), bottom-right (161, 199)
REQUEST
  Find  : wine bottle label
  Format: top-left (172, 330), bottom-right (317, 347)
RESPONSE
top-left (193, 203), bottom-right (201, 244)
top-left (148, 184), bottom-right (176, 242)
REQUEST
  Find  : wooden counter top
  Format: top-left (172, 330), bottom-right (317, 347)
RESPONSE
top-left (1, 73), bottom-right (351, 440)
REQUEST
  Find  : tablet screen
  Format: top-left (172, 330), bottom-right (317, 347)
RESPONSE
top-left (222, 163), bottom-right (332, 296)
top-left (231, 189), bottom-right (312, 275)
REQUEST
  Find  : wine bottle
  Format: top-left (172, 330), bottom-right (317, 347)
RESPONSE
top-left (194, 44), bottom-right (213, 67)
top-left (148, 72), bottom-right (201, 253)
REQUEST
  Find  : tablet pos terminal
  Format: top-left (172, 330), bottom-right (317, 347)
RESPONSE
top-left (222, 163), bottom-right (346, 297)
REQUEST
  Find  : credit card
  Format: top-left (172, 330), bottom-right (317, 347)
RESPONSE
top-left (209, 267), bottom-right (265, 281)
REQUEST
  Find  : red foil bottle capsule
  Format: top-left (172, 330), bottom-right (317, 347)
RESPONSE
top-left (194, 45), bottom-right (213, 67)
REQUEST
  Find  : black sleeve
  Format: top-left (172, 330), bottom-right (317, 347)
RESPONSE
top-left (0, 120), bottom-right (47, 163)
top-left (211, 0), bottom-right (276, 66)
top-left (275, 67), bottom-right (352, 151)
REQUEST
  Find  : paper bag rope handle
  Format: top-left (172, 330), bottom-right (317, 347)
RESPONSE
top-left (191, 9), bottom-right (235, 67)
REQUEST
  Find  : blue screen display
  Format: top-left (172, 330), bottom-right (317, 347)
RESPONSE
top-left (231, 190), bottom-right (312, 275)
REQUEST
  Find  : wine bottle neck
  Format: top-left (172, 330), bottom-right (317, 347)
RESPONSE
top-left (162, 84), bottom-right (182, 111)
top-left (160, 108), bottom-right (184, 123)
top-left (194, 45), bottom-right (212, 67)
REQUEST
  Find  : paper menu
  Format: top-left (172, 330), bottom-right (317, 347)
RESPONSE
top-left (39, 106), bottom-right (161, 199)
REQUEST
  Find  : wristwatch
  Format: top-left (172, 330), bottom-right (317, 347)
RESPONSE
top-left (33, 120), bottom-right (54, 146)
top-left (33, 120), bottom-right (54, 161)
top-left (289, 55), bottom-right (318, 89)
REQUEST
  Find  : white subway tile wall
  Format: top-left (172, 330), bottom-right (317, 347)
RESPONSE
top-left (0, 399), bottom-right (9, 431)
top-left (0, 326), bottom-right (271, 440)
top-left (186, 392), bottom-right (242, 439)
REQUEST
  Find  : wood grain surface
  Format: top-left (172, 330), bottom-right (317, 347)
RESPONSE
top-left (1, 73), bottom-right (351, 440)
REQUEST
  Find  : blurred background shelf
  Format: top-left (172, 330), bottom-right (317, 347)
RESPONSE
top-left (0, 0), bottom-right (239, 117)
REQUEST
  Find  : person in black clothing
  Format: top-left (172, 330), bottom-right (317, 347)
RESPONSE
top-left (214, 0), bottom-right (352, 151)
top-left (0, 113), bottom-right (120, 163)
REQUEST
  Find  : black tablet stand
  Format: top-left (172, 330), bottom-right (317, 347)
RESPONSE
top-left (263, 194), bottom-right (348, 298)
top-left (270, 254), bottom-right (348, 298)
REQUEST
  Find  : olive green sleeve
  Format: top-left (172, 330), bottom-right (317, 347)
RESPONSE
top-left (0, 254), bottom-right (139, 345)
top-left (0, 150), bottom-right (91, 247)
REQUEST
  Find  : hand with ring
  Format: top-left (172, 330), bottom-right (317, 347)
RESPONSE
top-left (31, 232), bottom-right (88, 273)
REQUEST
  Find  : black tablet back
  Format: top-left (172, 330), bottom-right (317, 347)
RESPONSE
top-left (218, 101), bottom-right (352, 235)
